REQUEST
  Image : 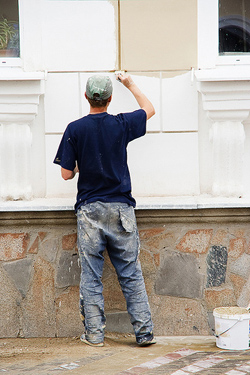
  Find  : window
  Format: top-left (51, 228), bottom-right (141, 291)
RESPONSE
top-left (219, 0), bottom-right (250, 54)
top-left (0, 0), bottom-right (19, 58)
top-left (197, 0), bottom-right (250, 68)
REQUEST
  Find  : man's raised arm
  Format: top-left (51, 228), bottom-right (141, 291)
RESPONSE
top-left (116, 73), bottom-right (155, 120)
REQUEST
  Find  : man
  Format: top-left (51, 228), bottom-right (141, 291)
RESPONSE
top-left (54, 73), bottom-right (155, 347)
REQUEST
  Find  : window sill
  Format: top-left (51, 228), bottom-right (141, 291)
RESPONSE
top-left (195, 65), bottom-right (250, 82)
top-left (0, 67), bottom-right (45, 80)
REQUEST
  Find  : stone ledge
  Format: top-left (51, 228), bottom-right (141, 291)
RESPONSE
top-left (0, 211), bottom-right (76, 226)
top-left (1, 207), bottom-right (250, 226)
top-left (137, 208), bottom-right (250, 224)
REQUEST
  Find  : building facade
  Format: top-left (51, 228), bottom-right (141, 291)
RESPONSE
top-left (1, 0), bottom-right (250, 338)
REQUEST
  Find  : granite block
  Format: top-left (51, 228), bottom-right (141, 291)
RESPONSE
top-left (206, 246), bottom-right (228, 288)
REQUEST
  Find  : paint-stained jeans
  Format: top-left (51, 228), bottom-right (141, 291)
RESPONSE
top-left (77, 201), bottom-right (153, 344)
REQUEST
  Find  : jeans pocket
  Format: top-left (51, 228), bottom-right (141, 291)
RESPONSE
top-left (119, 206), bottom-right (136, 233)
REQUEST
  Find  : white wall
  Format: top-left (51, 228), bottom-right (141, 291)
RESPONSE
top-left (45, 71), bottom-right (200, 199)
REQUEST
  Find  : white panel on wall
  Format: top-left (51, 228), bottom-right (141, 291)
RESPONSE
top-left (45, 73), bottom-right (80, 133)
top-left (128, 133), bottom-right (200, 197)
top-left (42, 1), bottom-right (117, 71)
top-left (128, 74), bottom-right (161, 132)
top-left (80, 72), bottom-right (161, 132)
top-left (162, 71), bottom-right (198, 132)
top-left (31, 97), bottom-right (47, 198)
top-left (243, 119), bottom-right (250, 198)
top-left (45, 135), bottom-right (77, 198)
top-left (198, 97), bottom-right (213, 195)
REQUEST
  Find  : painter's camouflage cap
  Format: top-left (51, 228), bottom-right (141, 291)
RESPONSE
top-left (86, 75), bottom-right (113, 100)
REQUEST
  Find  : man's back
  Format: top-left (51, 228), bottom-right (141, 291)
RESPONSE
top-left (57, 109), bottom-right (146, 210)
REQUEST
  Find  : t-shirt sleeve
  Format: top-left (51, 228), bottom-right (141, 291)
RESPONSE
top-left (53, 125), bottom-right (76, 171)
top-left (120, 109), bottom-right (147, 143)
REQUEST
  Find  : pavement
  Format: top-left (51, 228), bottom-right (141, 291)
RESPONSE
top-left (1, 333), bottom-right (250, 375)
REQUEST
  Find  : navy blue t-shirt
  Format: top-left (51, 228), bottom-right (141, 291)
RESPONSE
top-left (54, 109), bottom-right (147, 211)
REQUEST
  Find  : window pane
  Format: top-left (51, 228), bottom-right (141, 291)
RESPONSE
top-left (0, 0), bottom-right (19, 57)
top-left (219, 0), bottom-right (250, 54)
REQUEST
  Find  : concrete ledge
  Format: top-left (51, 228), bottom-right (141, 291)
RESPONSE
top-left (1, 195), bottom-right (250, 212)
top-left (136, 196), bottom-right (250, 210)
top-left (0, 198), bottom-right (76, 212)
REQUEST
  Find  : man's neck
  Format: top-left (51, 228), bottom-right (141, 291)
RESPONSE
top-left (89, 106), bottom-right (108, 114)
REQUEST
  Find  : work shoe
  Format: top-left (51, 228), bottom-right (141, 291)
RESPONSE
top-left (80, 334), bottom-right (104, 347)
top-left (137, 333), bottom-right (157, 347)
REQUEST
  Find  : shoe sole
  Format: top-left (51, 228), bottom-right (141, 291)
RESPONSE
top-left (80, 337), bottom-right (104, 347)
top-left (138, 339), bottom-right (157, 347)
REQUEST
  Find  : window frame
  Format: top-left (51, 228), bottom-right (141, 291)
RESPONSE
top-left (0, 58), bottom-right (22, 67)
top-left (0, 0), bottom-right (22, 68)
top-left (198, 0), bottom-right (250, 69)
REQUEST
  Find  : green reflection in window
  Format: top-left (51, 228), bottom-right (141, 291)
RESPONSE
top-left (0, 0), bottom-right (19, 57)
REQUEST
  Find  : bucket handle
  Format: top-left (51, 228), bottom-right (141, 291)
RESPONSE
top-left (213, 318), bottom-right (242, 338)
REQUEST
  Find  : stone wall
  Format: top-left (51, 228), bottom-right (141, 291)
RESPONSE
top-left (1, 208), bottom-right (250, 338)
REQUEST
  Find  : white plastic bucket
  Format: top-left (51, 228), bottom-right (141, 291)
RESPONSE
top-left (213, 307), bottom-right (250, 350)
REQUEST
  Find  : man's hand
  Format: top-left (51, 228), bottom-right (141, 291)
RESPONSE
top-left (116, 72), bottom-right (134, 88)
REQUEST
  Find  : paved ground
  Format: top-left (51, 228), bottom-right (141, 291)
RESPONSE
top-left (1, 334), bottom-right (250, 374)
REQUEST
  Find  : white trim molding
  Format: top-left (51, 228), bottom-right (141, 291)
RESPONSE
top-left (0, 69), bottom-right (45, 200)
top-left (196, 67), bottom-right (250, 197)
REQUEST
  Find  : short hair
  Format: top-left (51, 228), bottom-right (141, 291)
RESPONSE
top-left (86, 93), bottom-right (111, 108)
